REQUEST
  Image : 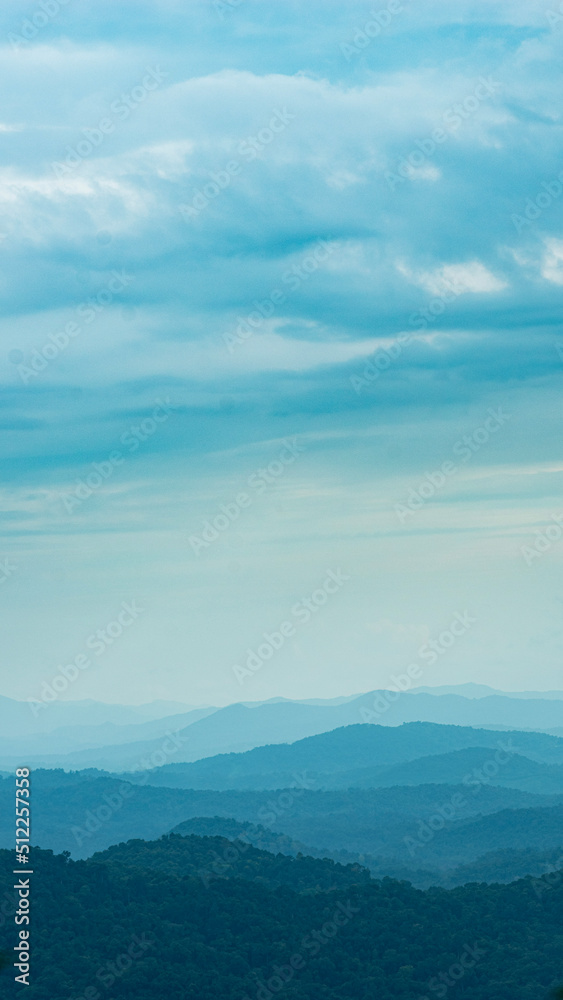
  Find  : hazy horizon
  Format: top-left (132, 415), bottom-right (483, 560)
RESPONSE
top-left (5, 682), bottom-right (563, 711)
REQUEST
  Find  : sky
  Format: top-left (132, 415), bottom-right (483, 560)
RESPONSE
top-left (1, 0), bottom-right (562, 707)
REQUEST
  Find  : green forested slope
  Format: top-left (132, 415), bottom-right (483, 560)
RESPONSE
top-left (0, 843), bottom-right (562, 1000)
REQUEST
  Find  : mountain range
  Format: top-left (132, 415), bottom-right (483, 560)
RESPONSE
top-left (3, 722), bottom-right (563, 879)
top-left (113, 721), bottom-right (563, 791)
top-left (6, 686), bottom-right (563, 770)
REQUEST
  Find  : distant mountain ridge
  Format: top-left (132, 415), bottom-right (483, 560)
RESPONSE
top-left (0, 694), bottom-right (203, 738)
top-left (412, 684), bottom-right (563, 700)
top-left (0, 706), bottom-right (216, 756)
top-left (6, 689), bottom-right (563, 770)
top-left (1, 763), bottom-right (556, 860)
top-left (115, 721), bottom-right (563, 791)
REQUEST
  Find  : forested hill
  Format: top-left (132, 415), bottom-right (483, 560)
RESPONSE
top-left (0, 842), bottom-right (562, 999)
top-left (92, 832), bottom-right (372, 891)
top-left (171, 815), bottom-right (563, 890)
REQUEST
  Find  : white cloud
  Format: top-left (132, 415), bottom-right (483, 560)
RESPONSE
top-left (541, 237), bottom-right (563, 285)
top-left (398, 260), bottom-right (508, 296)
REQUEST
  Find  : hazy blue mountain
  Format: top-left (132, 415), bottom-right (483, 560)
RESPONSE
top-left (0, 697), bottom-right (380, 769)
top-left (0, 705), bottom-right (216, 757)
top-left (112, 722), bottom-right (563, 791)
top-left (1, 766), bottom-right (558, 861)
top-left (171, 815), bottom-right (313, 858)
top-left (0, 694), bottom-right (200, 738)
top-left (406, 804), bottom-right (563, 868)
top-left (413, 684), bottom-right (563, 700)
top-left (171, 815), bottom-right (563, 891)
top-left (435, 844), bottom-right (563, 888)
top-left (326, 747), bottom-right (563, 796)
top-left (357, 692), bottom-right (563, 730)
top-left (259, 798), bottom-right (563, 870)
top-left (5, 690), bottom-right (563, 768)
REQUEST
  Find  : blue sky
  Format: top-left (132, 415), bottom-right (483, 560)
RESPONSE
top-left (1, 0), bottom-right (562, 706)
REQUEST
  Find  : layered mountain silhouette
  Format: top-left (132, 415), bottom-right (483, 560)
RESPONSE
top-left (5, 688), bottom-right (563, 770)
top-left (113, 721), bottom-right (563, 790)
top-left (3, 723), bottom-right (563, 871)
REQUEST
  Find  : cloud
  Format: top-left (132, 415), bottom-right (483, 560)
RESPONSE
top-left (541, 237), bottom-right (563, 284)
top-left (398, 260), bottom-right (508, 296)
top-left (0, 0), bottom-right (562, 700)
